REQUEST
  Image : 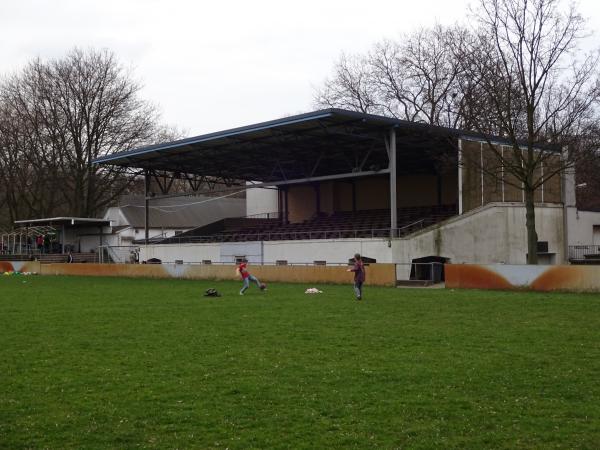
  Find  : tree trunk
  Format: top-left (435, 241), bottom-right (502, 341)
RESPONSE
top-left (524, 187), bottom-right (538, 264)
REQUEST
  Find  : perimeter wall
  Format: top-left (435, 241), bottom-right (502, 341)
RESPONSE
top-left (0, 261), bottom-right (41, 273)
top-left (446, 263), bottom-right (600, 292)
top-left (140, 239), bottom-right (393, 265)
top-left (37, 263), bottom-right (397, 286)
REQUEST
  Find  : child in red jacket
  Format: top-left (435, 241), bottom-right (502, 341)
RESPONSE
top-left (237, 259), bottom-right (265, 295)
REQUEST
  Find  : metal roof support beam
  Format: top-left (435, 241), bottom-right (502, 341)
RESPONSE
top-left (359, 145), bottom-right (375, 171)
top-left (152, 170), bottom-right (175, 195)
top-left (276, 162), bottom-right (288, 181)
top-left (244, 168), bottom-right (390, 190)
top-left (310, 153), bottom-right (324, 177)
top-left (184, 174), bottom-right (205, 192)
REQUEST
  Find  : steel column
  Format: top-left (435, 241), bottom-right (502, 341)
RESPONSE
top-left (389, 128), bottom-right (397, 238)
top-left (144, 169), bottom-right (150, 245)
top-left (284, 187), bottom-right (289, 224)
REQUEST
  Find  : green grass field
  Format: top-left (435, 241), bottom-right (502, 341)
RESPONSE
top-left (1, 276), bottom-right (599, 449)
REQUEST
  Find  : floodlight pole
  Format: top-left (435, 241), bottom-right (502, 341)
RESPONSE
top-left (388, 127), bottom-right (397, 238)
top-left (458, 138), bottom-right (463, 215)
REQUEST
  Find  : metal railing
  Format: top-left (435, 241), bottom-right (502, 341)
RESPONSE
top-left (568, 245), bottom-right (600, 261)
top-left (98, 245), bottom-right (140, 264)
top-left (1, 226), bottom-right (59, 255)
top-left (244, 211), bottom-right (281, 220)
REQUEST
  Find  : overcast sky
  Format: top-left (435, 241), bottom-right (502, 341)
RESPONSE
top-left (1, 0), bottom-right (599, 137)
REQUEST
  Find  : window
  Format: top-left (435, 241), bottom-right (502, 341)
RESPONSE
top-left (593, 226), bottom-right (600, 246)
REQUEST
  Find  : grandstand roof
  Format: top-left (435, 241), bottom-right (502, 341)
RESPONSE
top-left (14, 217), bottom-right (111, 228)
top-left (93, 109), bottom-right (466, 183)
top-left (109, 195), bottom-right (246, 229)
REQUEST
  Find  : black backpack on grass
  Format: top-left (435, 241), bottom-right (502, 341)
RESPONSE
top-left (204, 288), bottom-right (221, 297)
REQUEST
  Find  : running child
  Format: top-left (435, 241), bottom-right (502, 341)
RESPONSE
top-left (237, 259), bottom-right (265, 295)
top-left (347, 253), bottom-right (366, 300)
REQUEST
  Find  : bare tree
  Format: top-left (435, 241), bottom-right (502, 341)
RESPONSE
top-left (314, 53), bottom-right (378, 114)
top-left (457, 0), bottom-right (600, 263)
top-left (0, 48), bottom-right (162, 226)
top-left (0, 67), bottom-right (65, 224)
top-left (315, 26), bottom-right (472, 127)
top-left (370, 26), bottom-right (471, 127)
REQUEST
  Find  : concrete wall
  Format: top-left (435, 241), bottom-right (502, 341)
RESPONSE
top-left (246, 184), bottom-right (279, 217)
top-left (39, 262), bottom-right (397, 286)
top-left (566, 208), bottom-right (600, 245)
top-left (263, 239), bottom-right (392, 264)
top-left (285, 174), bottom-right (458, 223)
top-left (446, 263), bottom-right (600, 292)
top-left (80, 234), bottom-right (106, 253)
top-left (355, 177), bottom-right (390, 210)
top-left (139, 239), bottom-right (393, 265)
top-left (141, 242), bottom-right (221, 263)
top-left (287, 185), bottom-right (317, 223)
top-left (333, 182), bottom-right (353, 212)
top-left (392, 203), bottom-right (564, 270)
top-left (460, 139), bottom-right (562, 213)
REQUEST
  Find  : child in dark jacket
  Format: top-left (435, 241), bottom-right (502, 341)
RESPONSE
top-left (347, 253), bottom-right (366, 300)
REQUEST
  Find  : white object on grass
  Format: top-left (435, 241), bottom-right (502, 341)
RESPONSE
top-left (304, 288), bottom-right (323, 294)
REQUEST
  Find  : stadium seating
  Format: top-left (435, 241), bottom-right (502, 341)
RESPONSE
top-left (160, 205), bottom-right (457, 244)
top-left (36, 253), bottom-right (100, 264)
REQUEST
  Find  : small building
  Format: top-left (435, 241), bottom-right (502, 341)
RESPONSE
top-left (102, 194), bottom-right (246, 246)
top-left (11, 217), bottom-right (111, 254)
top-left (10, 195), bottom-right (246, 258)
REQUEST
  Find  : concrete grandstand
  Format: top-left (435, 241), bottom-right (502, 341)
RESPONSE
top-left (92, 108), bottom-right (600, 277)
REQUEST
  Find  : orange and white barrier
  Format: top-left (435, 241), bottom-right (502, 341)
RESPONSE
top-left (445, 264), bottom-right (600, 292)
